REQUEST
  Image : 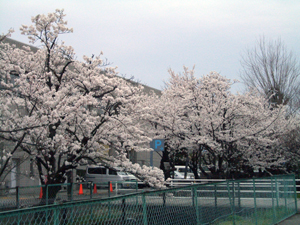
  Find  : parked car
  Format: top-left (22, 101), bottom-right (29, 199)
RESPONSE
top-left (174, 166), bottom-right (195, 179)
top-left (125, 172), bottom-right (150, 188)
top-left (85, 165), bottom-right (132, 188)
top-left (171, 171), bottom-right (185, 179)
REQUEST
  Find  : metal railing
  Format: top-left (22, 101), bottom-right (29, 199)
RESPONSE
top-left (169, 178), bottom-right (300, 196)
top-left (154, 177), bottom-right (300, 198)
top-left (0, 174), bottom-right (297, 225)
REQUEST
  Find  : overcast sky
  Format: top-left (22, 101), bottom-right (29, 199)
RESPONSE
top-left (1, 0), bottom-right (300, 93)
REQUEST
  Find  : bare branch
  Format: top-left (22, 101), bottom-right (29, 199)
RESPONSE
top-left (240, 36), bottom-right (300, 110)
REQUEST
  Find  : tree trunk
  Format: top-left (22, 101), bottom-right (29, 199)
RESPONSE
top-left (160, 150), bottom-right (171, 180)
top-left (39, 184), bottom-right (61, 205)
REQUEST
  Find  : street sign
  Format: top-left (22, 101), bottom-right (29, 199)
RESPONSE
top-left (150, 139), bottom-right (164, 151)
top-left (150, 139), bottom-right (164, 168)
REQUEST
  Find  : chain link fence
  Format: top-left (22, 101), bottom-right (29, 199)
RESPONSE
top-left (0, 174), bottom-right (297, 224)
top-left (0, 180), bottom-right (139, 211)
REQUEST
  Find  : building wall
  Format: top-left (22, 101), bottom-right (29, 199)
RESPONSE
top-left (0, 144), bottom-right (40, 188)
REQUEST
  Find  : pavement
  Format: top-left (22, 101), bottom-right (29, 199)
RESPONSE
top-left (278, 200), bottom-right (300, 225)
top-left (278, 213), bottom-right (300, 225)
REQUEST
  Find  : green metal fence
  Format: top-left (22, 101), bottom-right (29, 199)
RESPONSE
top-left (0, 174), bottom-right (297, 225)
top-left (0, 180), bottom-right (139, 211)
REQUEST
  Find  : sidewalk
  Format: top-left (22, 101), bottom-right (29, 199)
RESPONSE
top-left (278, 200), bottom-right (300, 225)
top-left (278, 213), bottom-right (300, 225)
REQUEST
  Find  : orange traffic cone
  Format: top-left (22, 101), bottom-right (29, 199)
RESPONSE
top-left (109, 181), bottom-right (114, 192)
top-left (93, 183), bottom-right (97, 194)
top-left (78, 184), bottom-right (83, 195)
top-left (39, 187), bottom-right (43, 199)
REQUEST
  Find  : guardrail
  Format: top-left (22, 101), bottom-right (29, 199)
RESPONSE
top-left (0, 175), bottom-right (297, 225)
top-left (169, 178), bottom-right (300, 194)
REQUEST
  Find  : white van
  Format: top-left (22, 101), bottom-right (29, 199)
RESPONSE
top-left (85, 165), bottom-right (136, 188)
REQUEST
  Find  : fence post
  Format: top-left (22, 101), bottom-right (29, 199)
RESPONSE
top-left (193, 186), bottom-right (200, 225)
top-left (275, 177), bottom-right (279, 207)
top-left (284, 176), bottom-right (287, 214)
top-left (142, 193), bottom-right (148, 225)
top-left (162, 192), bottom-right (166, 218)
top-left (46, 184), bottom-right (49, 205)
top-left (16, 186), bottom-right (21, 225)
top-left (136, 181), bottom-right (139, 206)
top-left (232, 181), bottom-right (236, 225)
top-left (16, 186), bottom-right (19, 209)
top-left (253, 178), bottom-right (258, 225)
top-left (293, 175), bottom-right (298, 213)
top-left (53, 208), bottom-right (59, 225)
top-left (271, 177), bottom-right (276, 223)
top-left (122, 198), bottom-right (126, 224)
top-left (192, 186), bottom-right (194, 207)
top-left (70, 182), bottom-right (73, 201)
top-left (115, 181), bottom-right (118, 196)
top-left (232, 182), bottom-right (235, 208)
top-left (70, 183), bottom-right (74, 224)
top-left (237, 182), bottom-right (241, 209)
top-left (226, 180), bottom-right (235, 225)
top-left (214, 184), bottom-right (217, 219)
top-left (107, 181), bottom-right (111, 218)
top-left (90, 182), bottom-right (93, 199)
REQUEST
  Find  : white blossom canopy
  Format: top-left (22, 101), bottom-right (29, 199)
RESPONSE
top-left (139, 67), bottom-right (293, 178)
top-left (0, 9), bottom-right (164, 187)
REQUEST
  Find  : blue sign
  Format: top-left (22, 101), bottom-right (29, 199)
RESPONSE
top-left (150, 139), bottom-right (164, 151)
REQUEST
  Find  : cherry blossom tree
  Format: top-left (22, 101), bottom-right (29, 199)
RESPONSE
top-left (0, 28), bottom-right (19, 181)
top-left (278, 120), bottom-right (300, 174)
top-left (141, 67), bottom-right (293, 179)
top-left (0, 10), bottom-right (164, 200)
top-left (0, 29), bottom-right (14, 42)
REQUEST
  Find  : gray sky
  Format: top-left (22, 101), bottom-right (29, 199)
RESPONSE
top-left (1, 0), bottom-right (300, 93)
